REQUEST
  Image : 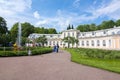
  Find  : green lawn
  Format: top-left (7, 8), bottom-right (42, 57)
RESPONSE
top-left (66, 48), bottom-right (120, 74)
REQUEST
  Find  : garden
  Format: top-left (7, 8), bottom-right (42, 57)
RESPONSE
top-left (66, 48), bottom-right (120, 73)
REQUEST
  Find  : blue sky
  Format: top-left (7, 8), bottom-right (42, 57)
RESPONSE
top-left (0, 0), bottom-right (120, 32)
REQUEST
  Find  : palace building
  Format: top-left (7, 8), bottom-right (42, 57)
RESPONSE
top-left (28, 26), bottom-right (120, 50)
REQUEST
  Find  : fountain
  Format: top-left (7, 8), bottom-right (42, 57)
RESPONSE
top-left (13, 22), bottom-right (32, 56)
top-left (18, 22), bottom-right (22, 48)
top-left (13, 22), bottom-right (22, 51)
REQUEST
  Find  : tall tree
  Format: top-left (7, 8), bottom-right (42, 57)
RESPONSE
top-left (71, 25), bottom-right (74, 29)
top-left (10, 22), bottom-right (35, 44)
top-left (67, 24), bottom-right (71, 30)
top-left (0, 17), bottom-right (8, 34)
top-left (22, 22), bottom-right (35, 37)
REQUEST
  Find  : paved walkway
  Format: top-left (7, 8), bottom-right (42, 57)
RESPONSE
top-left (0, 50), bottom-right (120, 80)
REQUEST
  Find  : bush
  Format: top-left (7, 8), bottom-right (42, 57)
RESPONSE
top-left (0, 47), bottom-right (52, 57)
top-left (0, 47), bottom-right (13, 51)
top-left (32, 48), bottom-right (52, 55)
top-left (67, 48), bottom-right (120, 59)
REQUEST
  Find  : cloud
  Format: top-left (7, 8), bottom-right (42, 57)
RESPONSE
top-left (88, 0), bottom-right (120, 20)
top-left (0, 0), bottom-right (32, 29)
top-left (1, 0), bottom-right (120, 32)
top-left (73, 0), bottom-right (81, 8)
top-left (33, 11), bottom-right (40, 19)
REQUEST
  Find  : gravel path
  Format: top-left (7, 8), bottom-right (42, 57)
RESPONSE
top-left (0, 50), bottom-right (120, 80)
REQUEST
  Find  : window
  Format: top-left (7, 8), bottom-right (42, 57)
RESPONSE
top-left (109, 40), bottom-right (111, 46)
top-left (50, 35), bottom-right (53, 37)
top-left (103, 31), bottom-right (106, 34)
top-left (86, 41), bottom-right (89, 46)
top-left (97, 40), bottom-right (100, 46)
top-left (112, 32), bottom-right (115, 35)
top-left (82, 33), bottom-right (85, 36)
top-left (103, 40), bottom-right (106, 46)
top-left (49, 41), bottom-right (51, 45)
top-left (72, 32), bottom-right (74, 36)
top-left (91, 40), bottom-right (94, 46)
top-left (68, 32), bottom-right (70, 36)
top-left (92, 32), bottom-right (94, 35)
top-left (82, 41), bottom-right (84, 46)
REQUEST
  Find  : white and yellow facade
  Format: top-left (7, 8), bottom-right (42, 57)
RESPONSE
top-left (28, 26), bottom-right (120, 50)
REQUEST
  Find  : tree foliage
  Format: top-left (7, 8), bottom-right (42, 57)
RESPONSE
top-left (77, 20), bottom-right (117, 32)
top-left (67, 24), bottom-right (74, 30)
top-left (34, 27), bottom-right (57, 34)
top-left (0, 17), bottom-right (8, 34)
top-left (36, 35), bottom-right (47, 47)
top-left (62, 36), bottom-right (78, 48)
top-left (10, 22), bottom-right (35, 44)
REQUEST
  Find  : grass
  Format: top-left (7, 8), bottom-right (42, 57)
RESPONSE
top-left (66, 48), bottom-right (120, 74)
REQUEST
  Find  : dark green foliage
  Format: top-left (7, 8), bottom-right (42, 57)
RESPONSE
top-left (34, 27), bottom-right (57, 34)
top-left (0, 47), bottom-right (52, 57)
top-left (68, 48), bottom-right (120, 59)
top-left (116, 19), bottom-right (120, 27)
top-left (67, 24), bottom-right (74, 30)
top-left (76, 20), bottom-right (117, 32)
top-left (0, 16), bottom-right (8, 34)
top-left (0, 51), bottom-right (28, 57)
top-left (0, 47), bottom-right (13, 51)
top-left (32, 48), bottom-right (52, 55)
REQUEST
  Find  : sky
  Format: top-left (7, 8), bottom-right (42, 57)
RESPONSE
top-left (0, 0), bottom-right (120, 32)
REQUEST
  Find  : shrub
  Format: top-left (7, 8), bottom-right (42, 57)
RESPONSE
top-left (0, 47), bottom-right (52, 57)
top-left (67, 48), bottom-right (120, 59)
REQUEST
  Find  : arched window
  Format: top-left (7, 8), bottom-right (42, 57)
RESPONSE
top-left (68, 32), bottom-right (70, 37)
top-left (86, 41), bottom-right (89, 46)
top-left (103, 40), bottom-right (106, 46)
top-left (49, 41), bottom-right (51, 45)
top-left (97, 40), bottom-right (100, 46)
top-left (82, 41), bottom-right (84, 46)
top-left (91, 40), bottom-right (94, 46)
top-left (109, 40), bottom-right (111, 46)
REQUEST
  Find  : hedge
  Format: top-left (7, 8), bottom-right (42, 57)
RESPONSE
top-left (72, 48), bottom-right (120, 59)
top-left (0, 47), bottom-right (52, 57)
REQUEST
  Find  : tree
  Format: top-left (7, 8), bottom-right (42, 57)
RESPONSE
top-left (34, 27), bottom-right (57, 34)
top-left (98, 20), bottom-right (115, 29)
top-left (36, 35), bottom-right (47, 47)
top-left (77, 24), bottom-right (90, 32)
top-left (62, 36), bottom-right (78, 48)
top-left (71, 25), bottom-right (74, 29)
top-left (0, 33), bottom-right (11, 46)
top-left (10, 22), bottom-right (35, 44)
top-left (67, 24), bottom-right (71, 30)
top-left (89, 23), bottom-right (96, 31)
top-left (70, 37), bottom-right (78, 48)
top-left (62, 37), bottom-right (71, 48)
top-left (0, 17), bottom-right (8, 34)
top-left (116, 19), bottom-right (120, 27)
top-left (48, 28), bottom-right (57, 34)
top-left (22, 22), bottom-right (35, 37)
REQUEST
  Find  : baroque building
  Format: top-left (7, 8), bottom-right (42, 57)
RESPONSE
top-left (28, 26), bottom-right (120, 50)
